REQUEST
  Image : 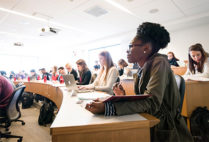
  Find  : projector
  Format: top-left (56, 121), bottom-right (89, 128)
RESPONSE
top-left (40, 27), bottom-right (60, 36)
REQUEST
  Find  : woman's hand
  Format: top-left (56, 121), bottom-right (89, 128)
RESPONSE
top-left (85, 101), bottom-right (105, 114)
top-left (113, 82), bottom-right (126, 96)
top-left (78, 85), bottom-right (94, 90)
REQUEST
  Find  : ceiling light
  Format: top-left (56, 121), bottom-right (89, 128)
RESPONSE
top-left (103, 0), bottom-right (135, 16)
top-left (0, 7), bottom-right (84, 32)
top-left (149, 8), bottom-right (159, 14)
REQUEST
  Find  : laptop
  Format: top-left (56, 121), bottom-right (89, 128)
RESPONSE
top-left (62, 74), bottom-right (93, 93)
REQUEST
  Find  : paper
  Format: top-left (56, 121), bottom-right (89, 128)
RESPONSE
top-left (77, 92), bottom-right (110, 100)
top-left (183, 75), bottom-right (209, 81)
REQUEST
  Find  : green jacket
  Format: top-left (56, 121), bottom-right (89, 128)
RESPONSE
top-left (114, 53), bottom-right (193, 142)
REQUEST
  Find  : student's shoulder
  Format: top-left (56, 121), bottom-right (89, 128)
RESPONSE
top-left (146, 54), bottom-right (170, 71)
top-left (85, 70), bottom-right (92, 74)
top-left (109, 66), bottom-right (117, 71)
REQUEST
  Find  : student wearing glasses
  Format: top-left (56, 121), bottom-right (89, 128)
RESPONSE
top-left (85, 22), bottom-right (193, 142)
top-left (79, 51), bottom-right (119, 95)
top-left (184, 43), bottom-right (209, 78)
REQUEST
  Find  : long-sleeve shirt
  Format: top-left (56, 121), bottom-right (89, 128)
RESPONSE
top-left (185, 57), bottom-right (209, 78)
top-left (87, 66), bottom-right (119, 95)
top-left (0, 76), bottom-right (14, 109)
top-left (77, 70), bottom-right (92, 85)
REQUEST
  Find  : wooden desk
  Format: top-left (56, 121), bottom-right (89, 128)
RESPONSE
top-left (171, 66), bottom-right (187, 75)
top-left (182, 81), bottom-right (209, 130)
top-left (16, 81), bottom-right (159, 142)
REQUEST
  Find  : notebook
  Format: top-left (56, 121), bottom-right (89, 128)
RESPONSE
top-left (77, 92), bottom-right (110, 100)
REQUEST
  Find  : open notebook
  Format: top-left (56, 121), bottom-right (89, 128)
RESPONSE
top-left (77, 92), bottom-right (110, 100)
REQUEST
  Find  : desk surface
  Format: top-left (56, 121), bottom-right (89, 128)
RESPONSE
top-left (16, 81), bottom-right (159, 142)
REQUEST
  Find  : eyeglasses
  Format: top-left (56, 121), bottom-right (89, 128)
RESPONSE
top-left (129, 44), bottom-right (144, 48)
top-left (127, 44), bottom-right (144, 53)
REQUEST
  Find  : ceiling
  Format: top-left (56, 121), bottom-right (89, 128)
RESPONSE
top-left (0, 0), bottom-right (209, 50)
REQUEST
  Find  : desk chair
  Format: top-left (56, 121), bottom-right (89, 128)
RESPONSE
top-left (0, 85), bottom-right (26, 142)
top-left (174, 75), bottom-right (185, 112)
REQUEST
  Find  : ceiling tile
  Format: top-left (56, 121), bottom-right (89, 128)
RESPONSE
top-left (173, 0), bottom-right (209, 16)
top-left (131, 0), bottom-right (184, 23)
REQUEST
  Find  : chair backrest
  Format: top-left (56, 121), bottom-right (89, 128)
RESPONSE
top-left (174, 75), bottom-right (185, 112)
top-left (6, 85), bottom-right (26, 121)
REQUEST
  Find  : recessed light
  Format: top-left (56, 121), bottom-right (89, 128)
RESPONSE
top-left (149, 8), bottom-right (159, 14)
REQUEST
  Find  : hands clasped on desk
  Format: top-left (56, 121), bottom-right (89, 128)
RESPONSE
top-left (85, 82), bottom-right (126, 114)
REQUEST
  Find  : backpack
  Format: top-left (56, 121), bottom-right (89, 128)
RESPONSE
top-left (34, 94), bottom-right (44, 102)
top-left (190, 107), bottom-right (209, 142)
top-left (38, 100), bottom-right (55, 126)
top-left (21, 92), bottom-right (34, 109)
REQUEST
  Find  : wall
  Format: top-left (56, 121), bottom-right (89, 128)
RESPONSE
top-left (160, 23), bottom-right (209, 61)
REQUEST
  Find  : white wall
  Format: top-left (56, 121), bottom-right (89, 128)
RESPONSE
top-left (160, 23), bottom-right (209, 61)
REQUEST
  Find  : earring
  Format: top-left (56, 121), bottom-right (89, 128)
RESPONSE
top-left (144, 51), bottom-right (146, 54)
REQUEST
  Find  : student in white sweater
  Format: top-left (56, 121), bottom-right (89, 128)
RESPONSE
top-left (185, 43), bottom-right (209, 78)
top-left (79, 51), bottom-right (119, 95)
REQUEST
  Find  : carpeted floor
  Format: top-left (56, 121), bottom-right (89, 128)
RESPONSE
top-left (0, 103), bottom-right (51, 142)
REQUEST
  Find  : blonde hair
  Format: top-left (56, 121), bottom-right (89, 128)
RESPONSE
top-left (65, 63), bottom-right (72, 68)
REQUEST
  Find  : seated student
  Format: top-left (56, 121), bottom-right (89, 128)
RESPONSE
top-left (57, 67), bottom-right (66, 81)
top-left (0, 71), bottom-right (7, 78)
top-left (39, 68), bottom-right (51, 80)
top-left (76, 59), bottom-right (92, 85)
top-left (93, 60), bottom-right (100, 70)
top-left (9, 71), bottom-right (16, 80)
top-left (0, 75), bottom-right (14, 116)
top-left (15, 70), bottom-right (26, 80)
top-left (185, 43), bottom-right (209, 78)
top-left (29, 69), bottom-right (39, 80)
top-left (91, 62), bottom-right (100, 83)
top-left (79, 51), bottom-right (119, 95)
top-left (51, 66), bottom-right (59, 81)
top-left (167, 51), bottom-right (179, 67)
top-left (85, 22), bottom-right (193, 142)
top-left (65, 63), bottom-right (78, 81)
top-left (118, 59), bottom-right (128, 76)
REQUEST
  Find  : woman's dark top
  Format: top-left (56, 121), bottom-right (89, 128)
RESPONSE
top-left (169, 58), bottom-right (179, 67)
top-left (118, 69), bottom-right (124, 76)
top-left (69, 68), bottom-right (78, 81)
top-left (77, 70), bottom-right (92, 85)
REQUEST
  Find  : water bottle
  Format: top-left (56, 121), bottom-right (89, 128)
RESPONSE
top-left (44, 75), bottom-right (47, 83)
